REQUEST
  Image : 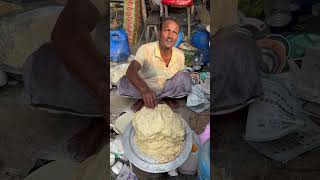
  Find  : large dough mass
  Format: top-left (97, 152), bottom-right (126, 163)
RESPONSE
top-left (132, 104), bottom-right (185, 163)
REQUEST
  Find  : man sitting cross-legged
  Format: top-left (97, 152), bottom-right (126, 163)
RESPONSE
top-left (117, 17), bottom-right (192, 112)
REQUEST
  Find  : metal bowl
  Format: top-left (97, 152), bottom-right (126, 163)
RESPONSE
top-left (122, 119), bottom-right (192, 173)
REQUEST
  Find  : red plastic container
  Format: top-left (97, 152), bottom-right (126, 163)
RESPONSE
top-left (161, 0), bottom-right (193, 6)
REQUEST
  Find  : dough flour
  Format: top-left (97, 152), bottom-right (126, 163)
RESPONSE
top-left (132, 104), bottom-right (185, 163)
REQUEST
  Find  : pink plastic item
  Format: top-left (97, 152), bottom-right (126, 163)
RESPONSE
top-left (199, 123), bottom-right (210, 145)
top-left (161, 0), bottom-right (193, 6)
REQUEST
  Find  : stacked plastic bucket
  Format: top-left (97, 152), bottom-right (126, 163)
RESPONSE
top-left (191, 28), bottom-right (210, 65)
top-left (110, 28), bottom-right (130, 63)
top-left (264, 0), bottom-right (292, 28)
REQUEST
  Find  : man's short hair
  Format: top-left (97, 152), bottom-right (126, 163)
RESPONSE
top-left (159, 16), bottom-right (181, 32)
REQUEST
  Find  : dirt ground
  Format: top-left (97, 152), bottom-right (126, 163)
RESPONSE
top-left (213, 108), bottom-right (320, 180)
top-left (0, 82), bottom-right (93, 179)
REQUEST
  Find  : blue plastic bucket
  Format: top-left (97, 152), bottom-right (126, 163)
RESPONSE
top-left (191, 30), bottom-right (210, 50)
top-left (198, 139), bottom-right (210, 180)
top-left (110, 28), bottom-right (130, 62)
top-left (174, 31), bottom-right (183, 48)
top-left (200, 50), bottom-right (210, 65)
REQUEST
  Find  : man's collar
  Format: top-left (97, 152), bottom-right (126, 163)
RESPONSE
top-left (154, 41), bottom-right (161, 58)
top-left (154, 41), bottom-right (175, 59)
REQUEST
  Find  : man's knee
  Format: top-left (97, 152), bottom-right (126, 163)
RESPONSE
top-left (175, 71), bottom-right (189, 77)
top-left (172, 72), bottom-right (192, 91)
top-left (177, 71), bottom-right (192, 83)
top-left (117, 75), bottom-right (142, 99)
top-left (117, 75), bottom-right (129, 87)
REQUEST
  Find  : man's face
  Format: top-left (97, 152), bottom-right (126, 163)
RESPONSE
top-left (159, 20), bottom-right (180, 50)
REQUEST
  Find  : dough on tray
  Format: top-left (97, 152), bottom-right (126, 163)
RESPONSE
top-left (132, 104), bottom-right (185, 163)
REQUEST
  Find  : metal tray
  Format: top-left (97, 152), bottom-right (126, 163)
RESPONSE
top-left (122, 120), bottom-right (192, 173)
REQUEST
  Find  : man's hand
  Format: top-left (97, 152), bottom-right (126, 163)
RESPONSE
top-left (141, 88), bottom-right (157, 109)
top-left (126, 61), bottom-right (158, 109)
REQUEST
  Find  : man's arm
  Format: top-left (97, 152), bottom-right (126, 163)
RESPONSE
top-left (126, 61), bottom-right (147, 93)
top-left (126, 60), bottom-right (157, 108)
top-left (51, 0), bottom-right (107, 114)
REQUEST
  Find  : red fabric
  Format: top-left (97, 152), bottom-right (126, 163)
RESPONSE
top-left (161, 0), bottom-right (193, 6)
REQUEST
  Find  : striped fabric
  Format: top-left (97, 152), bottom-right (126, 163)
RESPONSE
top-left (123, 0), bottom-right (142, 45)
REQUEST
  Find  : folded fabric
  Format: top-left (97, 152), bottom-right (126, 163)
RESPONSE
top-left (0, 6), bottom-right (63, 73)
top-left (303, 102), bottom-right (320, 119)
top-left (187, 84), bottom-right (210, 113)
top-left (289, 47), bottom-right (320, 104)
top-left (245, 73), bottom-right (306, 141)
top-left (211, 26), bottom-right (262, 115)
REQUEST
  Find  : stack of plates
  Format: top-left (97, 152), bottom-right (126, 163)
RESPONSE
top-left (257, 34), bottom-right (290, 73)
